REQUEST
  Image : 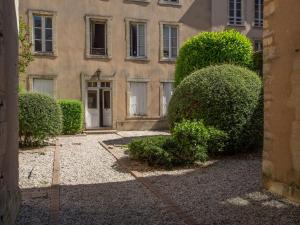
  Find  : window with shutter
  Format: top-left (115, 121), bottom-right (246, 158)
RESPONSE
top-left (129, 82), bottom-right (147, 116)
top-left (162, 82), bottom-right (173, 116)
top-left (33, 78), bottom-right (54, 96)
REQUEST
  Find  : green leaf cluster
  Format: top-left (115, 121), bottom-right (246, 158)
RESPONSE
top-left (175, 30), bottom-right (253, 86)
top-left (19, 93), bottom-right (62, 147)
top-left (168, 64), bottom-right (262, 152)
top-left (58, 99), bottom-right (84, 135)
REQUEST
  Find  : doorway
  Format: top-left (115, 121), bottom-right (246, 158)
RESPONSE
top-left (86, 81), bottom-right (112, 129)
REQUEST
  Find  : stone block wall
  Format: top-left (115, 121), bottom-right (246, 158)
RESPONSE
top-left (263, 0), bottom-right (300, 203)
top-left (0, 0), bottom-right (20, 224)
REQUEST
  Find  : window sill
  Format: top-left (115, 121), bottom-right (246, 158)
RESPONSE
top-left (227, 23), bottom-right (246, 28)
top-left (125, 0), bottom-right (150, 4)
top-left (158, 1), bottom-right (181, 7)
top-left (159, 58), bottom-right (176, 63)
top-left (125, 57), bottom-right (150, 62)
top-left (33, 52), bottom-right (57, 58)
top-left (85, 54), bottom-right (112, 60)
top-left (126, 116), bottom-right (162, 120)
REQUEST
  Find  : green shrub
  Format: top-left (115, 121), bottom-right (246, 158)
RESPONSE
top-left (127, 120), bottom-right (227, 167)
top-left (127, 136), bottom-right (173, 167)
top-left (169, 120), bottom-right (210, 164)
top-left (168, 64), bottom-right (262, 151)
top-left (58, 99), bottom-right (83, 134)
top-left (175, 30), bottom-right (253, 86)
top-left (19, 92), bottom-right (62, 147)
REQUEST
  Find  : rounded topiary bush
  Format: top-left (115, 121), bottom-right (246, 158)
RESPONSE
top-left (58, 99), bottom-right (83, 135)
top-left (175, 30), bottom-right (253, 86)
top-left (168, 64), bottom-right (262, 151)
top-left (19, 93), bottom-right (62, 147)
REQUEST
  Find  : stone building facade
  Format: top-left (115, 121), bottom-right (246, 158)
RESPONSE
top-left (263, 0), bottom-right (300, 203)
top-left (19, 0), bottom-right (263, 130)
top-left (0, 0), bottom-right (20, 224)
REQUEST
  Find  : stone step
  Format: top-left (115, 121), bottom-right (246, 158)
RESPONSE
top-left (84, 129), bottom-right (117, 135)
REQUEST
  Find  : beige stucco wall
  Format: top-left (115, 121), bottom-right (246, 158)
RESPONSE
top-left (20, 0), bottom-right (262, 130)
top-left (211, 0), bottom-right (262, 41)
top-left (263, 0), bottom-right (300, 203)
top-left (0, 0), bottom-right (21, 224)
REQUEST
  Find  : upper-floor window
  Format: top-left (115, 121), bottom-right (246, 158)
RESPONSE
top-left (90, 20), bottom-right (107, 56)
top-left (229, 0), bottom-right (243, 26)
top-left (130, 22), bottom-right (146, 58)
top-left (254, 0), bottom-right (264, 27)
top-left (162, 25), bottom-right (178, 59)
top-left (33, 15), bottom-right (53, 53)
top-left (85, 15), bottom-right (112, 59)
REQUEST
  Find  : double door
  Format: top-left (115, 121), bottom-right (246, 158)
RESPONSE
top-left (86, 82), bottom-right (112, 128)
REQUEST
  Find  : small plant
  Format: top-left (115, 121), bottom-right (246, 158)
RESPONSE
top-left (175, 30), bottom-right (253, 86)
top-left (58, 99), bottom-right (83, 135)
top-left (19, 93), bottom-right (62, 147)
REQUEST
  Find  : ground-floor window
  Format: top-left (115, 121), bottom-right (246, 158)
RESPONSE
top-left (162, 82), bottom-right (173, 117)
top-left (129, 82), bottom-right (147, 116)
top-left (32, 78), bottom-right (54, 96)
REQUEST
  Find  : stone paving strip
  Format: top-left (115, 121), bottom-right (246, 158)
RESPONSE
top-left (100, 131), bottom-right (300, 225)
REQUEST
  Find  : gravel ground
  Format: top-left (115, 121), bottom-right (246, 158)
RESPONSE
top-left (15, 132), bottom-right (300, 225)
top-left (101, 131), bottom-right (300, 225)
top-left (59, 135), bottom-right (185, 225)
top-left (16, 146), bottom-right (54, 225)
top-left (19, 148), bottom-right (54, 188)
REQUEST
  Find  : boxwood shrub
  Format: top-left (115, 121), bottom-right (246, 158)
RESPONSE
top-left (127, 120), bottom-right (227, 167)
top-left (168, 64), bottom-right (262, 151)
top-left (19, 93), bottom-right (62, 147)
top-left (58, 99), bottom-right (83, 135)
top-left (175, 30), bottom-right (253, 86)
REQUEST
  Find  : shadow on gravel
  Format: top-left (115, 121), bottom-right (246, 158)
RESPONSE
top-left (102, 135), bottom-right (170, 146)
top-left (16, 158), bottom-right (300, 225)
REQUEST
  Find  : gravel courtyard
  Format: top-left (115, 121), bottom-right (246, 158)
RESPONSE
top-left (16, 132), bottom-right (300, 225)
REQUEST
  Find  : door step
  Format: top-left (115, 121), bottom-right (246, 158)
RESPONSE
top-left (84, 129), bottom-right (117, 135)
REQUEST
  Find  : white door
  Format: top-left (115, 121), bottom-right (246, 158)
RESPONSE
top-left (86, 89), bottom-right (99, 128)
top-left (102, 90), bottom-right (112, 127)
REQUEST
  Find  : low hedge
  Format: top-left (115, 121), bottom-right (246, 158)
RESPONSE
top-left (58, 99), bottom-right (83, 134)
top-left (127, 120), bottom-right (227, 167)
top-left (19, 93), bottom-right (62, 147)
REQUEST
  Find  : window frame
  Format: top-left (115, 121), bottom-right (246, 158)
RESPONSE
top-left (28, 10), bottom-right (57, 57)
top-left (160, 81), bottom-right (174, 117)
top-left (158, 0), bottom-right (181, 6)
top-left (254, 0), bottom-right (264, 27)
top-left (254, 39), bottom-right (263, 52)
top-left (28, 74), bottom-right (58, 98)
top-left (125, 18), bottom-right (149, 61)
top-left (85, 15), bottom-right (112, 59)
top-left (127, 79), bottom-right (149, 117)
top-left (160, 22), bottom-right (180, 62)
top-left (228, 0), bottom-right (244, 26)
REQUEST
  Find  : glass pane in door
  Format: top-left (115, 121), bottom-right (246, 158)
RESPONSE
top-left (103, 91), bottom-right (110, 109)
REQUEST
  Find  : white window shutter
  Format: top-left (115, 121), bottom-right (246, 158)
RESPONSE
top-left (33, 79), bottom-right (54, 96)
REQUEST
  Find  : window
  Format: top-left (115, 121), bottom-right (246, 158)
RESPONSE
top-left (162, 25), bottom-right (178, 59)
top-left (162, 82), bottom-right (173, 117)
top-left (254, 40), bottom-right (263, 52)
top-left (160, 0), bottom-right (180, 4)
top-left (33, 78), bottom-right (54, 96)
top-left (254, 0), bottom-right (264, 27)
top-left (229, 0), bottom-right (243, 25)
top-left (85, 15), bottom-right (112, 59)
top-left (90, 20), bottom-right (107, 56)
top-left (130, 22), bottom-right (146, 57)
top-left (129, 82), bottom-right (147, 116)
top-left (88, 90), bottom-right (97, 109)
top-left (33, 15), bottom-right (53, 53)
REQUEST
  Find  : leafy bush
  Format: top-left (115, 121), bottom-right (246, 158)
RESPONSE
top-left (168, 64), bottom-right (262, 151)
top-left (169, 120), bottom-right (210, 164)
top-left (58, 99), bottom-right (83, 134)
top-left (127, 136), bottom-right (173, 167)
top-left (175, 30), bottom-right (253, 86)
top-left (19, 93), bottom-right (62, 147)
top-left (127, 120), bottom-right (227, 167)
